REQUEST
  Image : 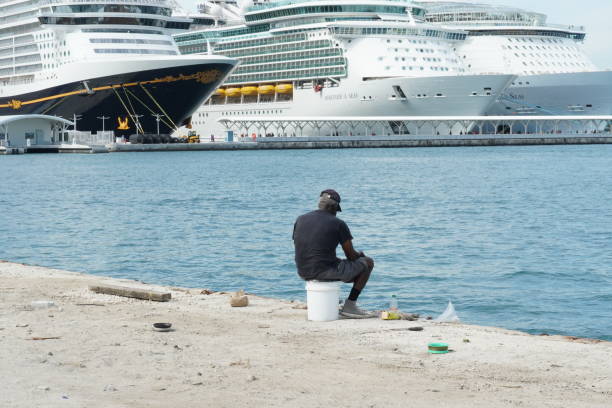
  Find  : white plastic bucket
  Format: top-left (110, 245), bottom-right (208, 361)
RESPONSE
top-left (305, 280), bottom-right (340, 322)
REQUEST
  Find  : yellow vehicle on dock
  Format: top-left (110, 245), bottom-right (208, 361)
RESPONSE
top-left (187, 131), bottom-right (200, 143)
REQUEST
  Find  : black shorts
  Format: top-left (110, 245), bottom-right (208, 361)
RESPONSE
top-left (314, 257), bottom-right (369, 283)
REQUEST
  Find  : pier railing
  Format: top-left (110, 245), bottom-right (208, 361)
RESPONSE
top-left (218, 115), bottom-right (612, 139)
top-left (70, 131), bottom-right (115, 146)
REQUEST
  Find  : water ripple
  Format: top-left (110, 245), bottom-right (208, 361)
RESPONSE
top-left (1, 146), bottom-right (611, 340)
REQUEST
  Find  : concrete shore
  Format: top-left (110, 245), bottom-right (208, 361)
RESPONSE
top-left (1, 260), bottom-right (611, 408)
top-left (108, 134), bottom-right (612, 152)
top-left (5, 135), bottom-right (611, 155)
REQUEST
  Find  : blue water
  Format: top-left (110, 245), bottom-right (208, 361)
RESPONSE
top-left (1, 146), bottom-right (611, 340)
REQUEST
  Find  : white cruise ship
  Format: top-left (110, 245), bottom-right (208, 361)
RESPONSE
top-left (0, 0), bottom-right (237, 135)
top-left (417, 1), bottom-right (612, 116)
top-left (173, 0), bottom-right (515, 138)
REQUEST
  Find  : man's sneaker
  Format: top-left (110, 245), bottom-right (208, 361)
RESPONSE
top-left (340, 302), bottom-right (377, 319)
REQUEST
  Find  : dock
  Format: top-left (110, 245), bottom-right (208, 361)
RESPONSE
top-left (108, 134), bottom-right (612, 152)
top-left (3, 115), bottom-right (612, 154)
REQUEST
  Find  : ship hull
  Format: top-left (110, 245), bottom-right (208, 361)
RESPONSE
top-left (190, 73), bottom-right (515, 138)
top-left (0, 56), bottom-right (237, 135)
top-left (489, 71), bottom-right (612, 116)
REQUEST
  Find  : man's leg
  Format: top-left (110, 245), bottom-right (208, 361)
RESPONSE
top-left (341, 257), bottom-right (375, 318)
top-left (347, 256), bottom-right (374, 302)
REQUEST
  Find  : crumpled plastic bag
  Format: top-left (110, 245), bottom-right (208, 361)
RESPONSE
top-left (434, 300), bottom-right (460, 323)
top-left (230, 289), bottom-right (249, 307)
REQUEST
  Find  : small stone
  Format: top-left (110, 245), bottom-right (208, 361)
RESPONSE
top-left (37, 386), bottom-right (50, 391)
top-left (16, 324), bottom-right (29, 328)
top-left (247, 375), bottom-right (257, 382)
top-left (103, 385), bottom-right (117, 392)
top-left (47, 352), bottom-right (54, 356)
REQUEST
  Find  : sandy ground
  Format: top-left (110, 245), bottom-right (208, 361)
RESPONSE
top-left (1, 260), bottom-right (611, 408)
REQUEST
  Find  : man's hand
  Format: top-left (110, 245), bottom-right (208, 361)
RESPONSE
top-left (341, 239), bottom-right (362, 261)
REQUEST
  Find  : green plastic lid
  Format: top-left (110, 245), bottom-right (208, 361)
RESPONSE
top-left (428, 342), bottom-right (449, 354)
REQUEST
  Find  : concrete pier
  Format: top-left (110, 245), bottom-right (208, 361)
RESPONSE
top-left (108, 134), bottom-right (612, 152)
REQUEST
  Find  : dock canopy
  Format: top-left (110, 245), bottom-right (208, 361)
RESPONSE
top-left (0, 114), bottom-right (74, 148)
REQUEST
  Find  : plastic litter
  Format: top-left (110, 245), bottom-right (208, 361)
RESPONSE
top-left (230, 290), bottom-right (249, 307)
top-left (389, 294), bottom-right (399, 311)
top-left (30, 301), bottom-right (56, 309)
top-left (434, 301), bottom-right (460, 323)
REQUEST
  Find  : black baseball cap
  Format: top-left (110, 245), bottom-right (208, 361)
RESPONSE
top-left (320, 189), bottom-right (342, 212)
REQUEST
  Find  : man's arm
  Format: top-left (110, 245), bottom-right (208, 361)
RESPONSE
top-left (341, 239), bottom-right (363, 261)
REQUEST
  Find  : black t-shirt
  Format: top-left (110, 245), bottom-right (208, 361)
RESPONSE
top-left (292, 210), bottom-right (353, 280)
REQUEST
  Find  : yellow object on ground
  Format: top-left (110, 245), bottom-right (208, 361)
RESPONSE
top-left (380, 311), bottom-right (402, 320)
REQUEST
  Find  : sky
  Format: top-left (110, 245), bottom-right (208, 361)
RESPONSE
top-left (176, 0), bottom-right (612, 69)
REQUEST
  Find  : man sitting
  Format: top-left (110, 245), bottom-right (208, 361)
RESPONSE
top-left (293, 189), bottom-right (375, 319)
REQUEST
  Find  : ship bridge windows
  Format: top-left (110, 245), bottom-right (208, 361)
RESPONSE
top-left (94, 48), bottom-right (177, 55)
top-left (332, 26), bottom-right (466, 41)
top-left (233, 56), bottom-right (346, 75)
top-left (214, 32), bottom-right (307, 52)
top-left (90, 38), bottom-right (173, 46)
top-left (228, 66), bottom-right (346, 84)
top-left (52, 5), bottom-right (172, 16)
top-left (468, 29), bottom-right (585, 41)
top-left (82, 28), bottom-right (164, 35)
top-left (221, 39), bottom-right (335, 59)
top-left (245, 5), bottom-right (407, 23)
top-left (38, 16), bottom-right (189, 30)
top-left (237, 48), bottom-right (343, 66)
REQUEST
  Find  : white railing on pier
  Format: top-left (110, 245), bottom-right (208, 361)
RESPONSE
top-left (218, 115), bottom-right (612, 139)
top-left (70, 130), bottom-right (114, 146)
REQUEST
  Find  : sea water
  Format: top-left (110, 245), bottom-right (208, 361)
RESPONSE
top-left (1, 146), bottom-right (611, 340)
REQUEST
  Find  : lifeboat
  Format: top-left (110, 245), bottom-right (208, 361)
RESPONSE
top-left (241, 86), bottom-right (258, 96)
top-left (275, 83), bottom-right (293, 94)
top-left (215, 88), bottom-right (226, 97)
top-left (258, 85), bottom-right (275, 95)
top-left (225, 87), bottom-right (241, 97)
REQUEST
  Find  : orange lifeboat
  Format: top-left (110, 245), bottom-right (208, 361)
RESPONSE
top-left (225, 87), bottom-right (241, 97)
top-left (275, 83), bottom-right (293, 94)
top-left (241, 86), bottom-right (258, 96)
top-left (257, 85), bottom-right (275, 95)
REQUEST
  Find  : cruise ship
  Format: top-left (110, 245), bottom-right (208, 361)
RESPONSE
top-left (173, 0), bottom-right (515, 138)
top-left (0, 0), bottom-right (237, 135)
top-left (417, 1), bottom-right (612, 116)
